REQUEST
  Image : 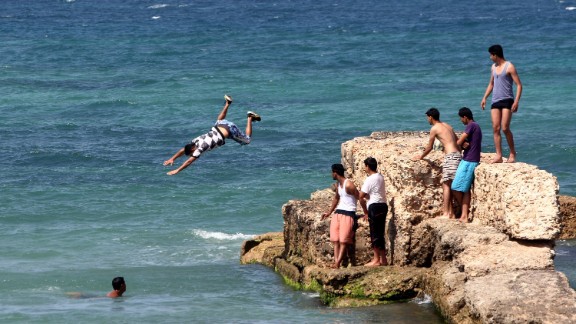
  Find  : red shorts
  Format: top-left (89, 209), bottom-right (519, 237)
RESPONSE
top-left (330, 213), bottom-right (355, 244)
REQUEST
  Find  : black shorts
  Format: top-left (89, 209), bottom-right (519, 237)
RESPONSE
top-left (491, 98), bottom-right (514, 109)
top-left (368, 203), bottom-right (388, 249)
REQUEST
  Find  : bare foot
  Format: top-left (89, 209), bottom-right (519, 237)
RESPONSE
top-left (365, 261), bottom-right (379, 267)
top-left (491, 156), bottom-right (503, 163)
top-left (506, 154), bottom-right (516, 163)
top-left (437, 214), bottom-right (450, 219)
top-left (459, 217), bottom-right (469, 223)
top-left (329, 263), bottom-right (340, 269)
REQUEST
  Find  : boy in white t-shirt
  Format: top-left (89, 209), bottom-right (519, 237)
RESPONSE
top-left (359, 157), bottom-right (389, 267)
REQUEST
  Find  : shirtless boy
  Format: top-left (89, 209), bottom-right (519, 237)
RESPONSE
top-left (66, 276), bottom-right (126, 299)
top-left (413, 108), bottom-right (461, 218)
top-left (106, 277), bottom-right (126, 298)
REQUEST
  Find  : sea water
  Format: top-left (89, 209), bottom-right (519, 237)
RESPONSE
top-left (1, 0), bottom-right (575, 322)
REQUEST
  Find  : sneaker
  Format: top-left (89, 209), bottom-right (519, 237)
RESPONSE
top-left (247, 111), bottom-right (261, 121)
top-left (224, 94), bottom-right (233, 103)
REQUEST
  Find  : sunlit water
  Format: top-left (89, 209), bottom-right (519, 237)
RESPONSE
top-left (1, 0), bottom-right (575, 322)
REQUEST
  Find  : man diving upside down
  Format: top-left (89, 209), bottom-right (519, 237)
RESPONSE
top-left (163, 95), bottom-right (261, 175)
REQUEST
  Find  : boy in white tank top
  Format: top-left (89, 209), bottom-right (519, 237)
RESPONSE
top-left (321, 163), bottom-right (359, 269)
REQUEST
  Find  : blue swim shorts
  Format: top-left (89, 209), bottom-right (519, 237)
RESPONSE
top-left (451, 160), bottom-right (479, 192)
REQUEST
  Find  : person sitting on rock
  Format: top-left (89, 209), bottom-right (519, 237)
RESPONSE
top-left (163, 95), bottom-right (261, 175)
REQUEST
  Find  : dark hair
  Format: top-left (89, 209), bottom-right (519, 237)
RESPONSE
top-left (458, 107), bottom-right (474, 120)
top-left (184, 143), bottom-right (195, 156)
top-left (488, 44), bottom-right (504, 58)
top-left (425, 108), bottom-right (440, 121)
top-left (364, 157), bottom-right (378, 172)
top-left (331, 163), bottom-right (345, 177)
top-left (112, 277), bottom-right (125, 290)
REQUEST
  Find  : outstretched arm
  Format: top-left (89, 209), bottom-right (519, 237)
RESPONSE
top-left (413, 130), bottom-right (436, 160)
top-left (164, 148), bottom-right (185, 166)
top-left (167, 155), bottom-right (197, 175)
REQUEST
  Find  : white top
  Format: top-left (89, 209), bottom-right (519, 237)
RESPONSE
top-left (336, 179), bottom-right (357, 212)
top-left (361, 173), bottom-right (387, 208)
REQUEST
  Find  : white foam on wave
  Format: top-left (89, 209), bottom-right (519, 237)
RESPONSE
top-left (555, 248), bottom-right (570, 256)
top-left (148, 4), bottom-right (169, 9)
top-left (31, 285), bottom-right (62, 293)
top-left (302, 292), bottom-right (320, 298)
top-left (192, 229), bottom-right (255, 241)
top-left (567, 7), bottom-right (576, 10)
top-left (412, 293), bottom-right (433, 304)
top-left (152, 16), bottom-right (161, 20)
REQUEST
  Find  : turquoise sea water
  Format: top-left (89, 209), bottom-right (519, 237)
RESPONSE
top-left (1, 0), bottom-right (575, 322)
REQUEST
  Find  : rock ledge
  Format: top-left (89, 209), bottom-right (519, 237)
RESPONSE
top-left (240, 132), bottom-right (576, 323)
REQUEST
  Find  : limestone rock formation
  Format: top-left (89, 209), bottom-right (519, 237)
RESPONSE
top-left (341, 132), bottom-right (560, 265)
top-left (464, 270), bottom-right (576, 323)
top-left (472, 163), bottom-right (560, 240)
top-left (559, 195), bottom-right (576, 239)
top-left (240, 131), bottom-right (576, 323)
top-left (240, 232), bottom-right (284, 267)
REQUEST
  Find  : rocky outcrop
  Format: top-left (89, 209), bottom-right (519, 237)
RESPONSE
top-left (472, 163), bottom-right (560, 240)
top-left (464, 270), bottom-right (576, 323)
top-left (240, 131), bottom-right (576, 323)
top-left (241, 231), bottom-right (429, 308)
top-left (559, 195), bottom-right (576, 239)
top-left (240, 232), bottom-right (284, 267)
top-left (342, 132), bottom-right (560, 265)
top-left (411, 219), bottom-right (575, 323)
top-left (282, 188), bottom-right (374, 268)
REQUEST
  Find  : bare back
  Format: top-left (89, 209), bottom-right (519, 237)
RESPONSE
top-left (431, 122), bottom-right (459, 153)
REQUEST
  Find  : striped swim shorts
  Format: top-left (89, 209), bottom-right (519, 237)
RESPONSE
top-left (442, 151), bottom-right (462, 183)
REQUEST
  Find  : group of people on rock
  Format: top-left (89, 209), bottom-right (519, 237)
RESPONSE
top-left (321, 159), bottom-right (389, 269)
top-left (321, 44), bottom-right (522, 269)
top-left (160, 44), bottom-right (521, 271)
